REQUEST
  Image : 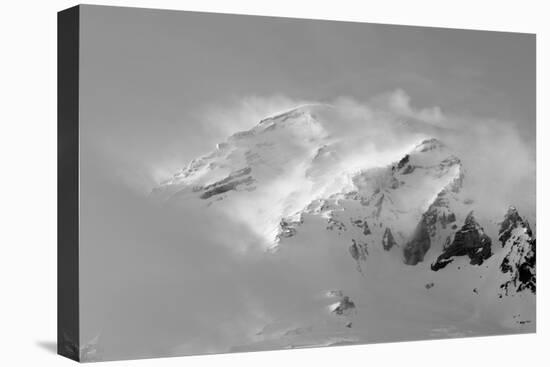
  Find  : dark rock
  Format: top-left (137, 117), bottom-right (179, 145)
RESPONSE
top-left (423, 190), bottom-right (457, 236)
top-left (349, 239), bottom-right (368, 262)
top-left (363, 222), bottom-right (371, 235)
top-left (446, 213), bottom-right (456, 224)
top-left (327, 216), bottom-right (347, 232)
top-left (404, 217), bottom-right (431, 265)
top-left (499, 208), bottom-right (536, 295)
top-left (277, 218), bottom-right (301, 240)
top-left (200, 176), bottom-right (255, 199)
top-left (431, 258), bottom-right (453, 271)
top-left (382, 227), bottom-right (397, 251)
top-left (417, 138), bottom-right (444, 152)
top-left (198, 167), bottom-right (254, 199)
top-left (374, 194), bottom-right (384, 218)
top-left (351, 218), bottom-right (371, 236)
top-left (431, 212), bottom-right (492, 271)
top-left (332, 296), bottom-right (356, 315)
top-left (397, 154), bottom-right (410, 170)
top-left (498, 206), bottom-right (532, 247)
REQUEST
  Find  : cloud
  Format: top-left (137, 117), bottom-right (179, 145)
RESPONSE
top-left (372, 89), bottom-right (446, 124)
top-left (197, 94), bottom-right (315, 140)
top-left (146, 89), bottom-right (535, 247)
top-left (81, 89), bottom-right (535, 359)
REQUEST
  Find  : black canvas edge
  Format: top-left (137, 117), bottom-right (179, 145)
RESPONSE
top-left (58, 5), bottom-right (80, 362)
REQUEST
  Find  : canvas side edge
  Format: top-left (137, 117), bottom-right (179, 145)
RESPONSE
top-left (57, 5), bottom-right (81, 362)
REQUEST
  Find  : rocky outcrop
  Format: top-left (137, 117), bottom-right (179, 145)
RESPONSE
top-left (349, 239), bottom-right (369, 262)
top-left (152, 102), bottom-right (536, 341)
top-left (276, 217), bottom-right (302, 240)
top-left (416, 138), bottom-right (445, 152)
top-left (403, 217), bottom-right (431, 265)
top-left (351, 218), bottom-right (371, 236)
top-left (393, 154), bottom-right (415, 175)
top-left (374, 194), bottom-right (385, 218)
top-left (423, 190), bottom-right (457, 236)
top-left (498, 206), bottom-right (529, 247)
top-left (382, 227), bottom-right (397, 251)
top-left (327, 216), bottom-right (347, 232)
top-left (196, 167), bottom-right (255, 199)
top-left (431, 212), bottom-right (492, 271)
top-left (331, 296), bottom-right (356, 316)
top-left (396, 154), bottom-right (410, 170)
top-left (499, 207), bottom-right (536, 295)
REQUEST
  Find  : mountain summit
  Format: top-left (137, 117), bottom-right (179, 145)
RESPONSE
top-left (152, 105), bottom-right (535, 346)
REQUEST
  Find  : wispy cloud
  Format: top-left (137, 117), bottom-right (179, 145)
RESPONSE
top-left (193, 89), bottom-right (533, 222)
top-left (82, 89), bottom-right (535, 359)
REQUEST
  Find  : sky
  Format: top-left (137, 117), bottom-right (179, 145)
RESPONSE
top-left (77, 5), bottom-right (536, 361)
top-left (79, 5), bottom-right (535, 192)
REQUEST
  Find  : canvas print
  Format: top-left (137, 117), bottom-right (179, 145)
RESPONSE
top-left (58, 5), bottom-right (536, 362)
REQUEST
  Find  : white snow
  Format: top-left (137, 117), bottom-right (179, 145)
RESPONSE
top-left (152, 105), bottom-right (535, 350)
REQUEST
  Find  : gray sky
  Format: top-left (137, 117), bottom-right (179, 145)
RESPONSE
top-left (77, 5), bottom-right (535, 361)
top-left (79, 5), bottom-right (534, 191)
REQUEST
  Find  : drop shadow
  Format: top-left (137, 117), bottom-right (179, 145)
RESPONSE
top-left (36, 340), bottom-right (57, 354)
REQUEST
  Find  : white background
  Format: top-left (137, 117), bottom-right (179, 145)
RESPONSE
top-left (0, 0), bottom-right (547, 366)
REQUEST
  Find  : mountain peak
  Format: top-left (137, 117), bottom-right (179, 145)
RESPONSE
top-left (431, 210), bottom-right (492, 271)
top-left (502, 206), bottom-right (523, 225)
top-left (257, 103), bottom-right (332, 125)
top-left (414, 138), bottom-right (446, 153)
top-left (389, 138), bottom-right (462, 184)
top-left (464, 210), bottom-right (478, 227)
top-left (499, 207), bottom-right (536, 295)
top-left (499, 206), bottom-right (532, 246)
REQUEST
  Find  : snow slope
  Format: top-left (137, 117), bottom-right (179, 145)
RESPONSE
top-left (152, 105), bottom-right (536, 350)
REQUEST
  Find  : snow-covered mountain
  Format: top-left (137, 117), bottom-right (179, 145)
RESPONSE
top-left (152, 104), bottom-right (535, 348)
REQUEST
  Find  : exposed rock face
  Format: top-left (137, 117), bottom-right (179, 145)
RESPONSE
top-left (277, 218), bottom-right (302, 240)
top-left (382, 228), bottom-right (397, 251)
top-left (152, 103), bottom-right (536, 343)
top-left (396, 154), bottom-right (410, 170)
top-left (351, 218), bottom-right (371, 236)
top-left (327, 216), bottom-right (347, 232)
top-left (499, 207), bottom-right (536, 295)
top-left (373, 194), bottom-right (385, 218)
top-left (446, 163), bottom-right (464, 193)
top-left (424, 191), bottom-right (457, 235)
top-left (263, 137), bottom-right (464, 261)
top-left (400, 149), bottom-right (463, 266)
top-left (331, 296), bottom-right (356, 316)
top-left (417, 138), bottom-right (445, 152)
top-left (499, 206), bottom-right (529, 247)
top-left (395, 154), bottom-right (416, 175)
top-left (196, 167), bottom-right (255, 199)
top-left (349, 239), bottom-right (369, 262)
top-left (403, 217), bottom-right (431, 265)
top-left (431, 212), bottom-right (492, 271)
